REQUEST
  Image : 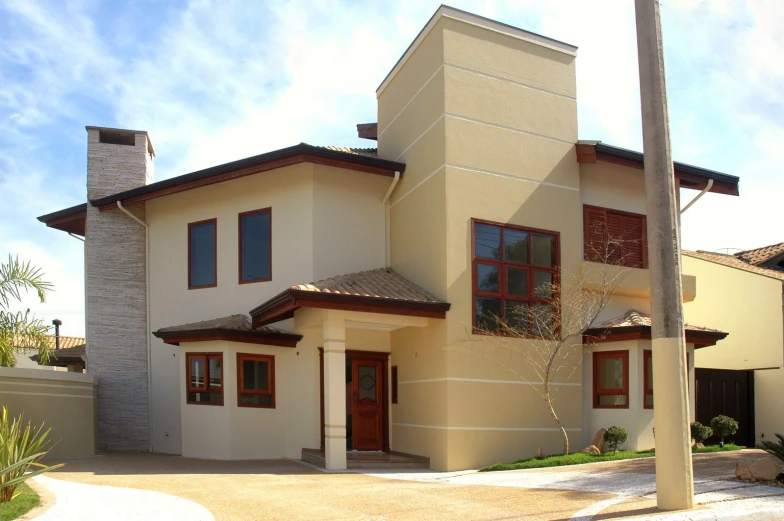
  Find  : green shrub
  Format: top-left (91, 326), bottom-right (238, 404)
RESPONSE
top-left (710, 415), bottom-right (739, 445)
top-left (0, 406), bottom-right (63, 502)
top-left (604, 425), bottom-right (629, 454)
top-left (690, 422), bottom-right (713, 444)
top-left (760, 433), bottom-right (784, 464)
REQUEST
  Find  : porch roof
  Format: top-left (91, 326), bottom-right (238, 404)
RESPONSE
top-left (584, 310), bottom-right (728, 348)
top-left (31, 343), bottom-right (86, 365)
top-left (250, 268), bottom-right (451, 327)
top-left (154, 314), bottom-right (302, 347)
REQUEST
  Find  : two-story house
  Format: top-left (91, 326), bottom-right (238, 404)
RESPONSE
top-left (37, 6), bottom-right (739, 471)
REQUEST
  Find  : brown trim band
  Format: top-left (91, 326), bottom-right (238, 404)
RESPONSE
top-left (154, 328), bottom-right (302, 347)
top-left (584, 325), bottom-right (728, 348)
top-left (250, 289), bottom-right (451, 327)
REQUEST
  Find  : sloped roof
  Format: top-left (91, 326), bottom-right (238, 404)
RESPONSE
top-left (154, 314), bottom-right (302, 347)
top-left (585, 310), bottom-right (728, 348)
top-left (291, 268), bottom-right (442, 303)
top-left (322, 146), bottom-right (378, 158)
top-left (735, 242), bottom-right (784, 267)
top-left (683, 250), bottom-right (784, 281)
top-left (250, 268), bottom-right (450, 327)
top-left (13, 333), bottom-right (85, 350)
top-left (590, 310), bottom-right (723, 334)
top-left (31, 343), bottom-right (86, 365)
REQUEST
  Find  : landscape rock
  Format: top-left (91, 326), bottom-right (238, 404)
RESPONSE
top-left (696, 443), bottom-right (705, 449)
top-left (583, 445), bottom-right (601, 456)
top-left (591, 428), bottom-right (607, 453)
top-left (735, 457), bottom-right (784, 481)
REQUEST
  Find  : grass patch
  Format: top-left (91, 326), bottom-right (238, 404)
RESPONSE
top-left (480, 444), bottom-right (742, 472)
top-left (0, 483), bottom-right (40, 521)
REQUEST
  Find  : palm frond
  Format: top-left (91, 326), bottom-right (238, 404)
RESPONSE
top-left (0, 255), bottom-right (54, 310)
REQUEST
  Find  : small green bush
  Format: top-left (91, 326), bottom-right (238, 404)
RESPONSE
top-left (710, 415), bottom-right (738, 445)
top-left (760, 433), bottom-right (784, 464)
top-left (604, 425), bottom-right (629, 454)
top-left (690, 422), bottom-right (713, 444)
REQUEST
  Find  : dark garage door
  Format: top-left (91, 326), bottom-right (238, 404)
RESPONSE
top-left (695, 368), bottom-right (755, 447)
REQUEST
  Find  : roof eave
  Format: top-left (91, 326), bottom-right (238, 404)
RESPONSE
top-left (577, 142), bottom-right (740, 196)
top-left (90, 143), bottom-right (406, 210)
top-left (153, 327), bottom-right (302, 347)
top-left (584, 325), bottom-right (728, 348)
top-left (250, 289), bottom-right (451, 328)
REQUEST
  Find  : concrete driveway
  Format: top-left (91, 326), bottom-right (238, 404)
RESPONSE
top-left (34, 450), bottom-right (784, 520)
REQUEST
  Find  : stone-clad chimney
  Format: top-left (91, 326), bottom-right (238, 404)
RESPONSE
top-left (85, 126), bottom-right (154, 451)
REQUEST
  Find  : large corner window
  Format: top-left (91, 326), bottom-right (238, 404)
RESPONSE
top-left (237, 353), bottom-right (275, 408)
top-left (188, 219), bottom-right (217, 289)
top-left (239, 208), bottom-right (271, 284)
top-left (186, 353), bottom-right (223, 405)
top-left (593, 350), bottom-right (629, 408)
top-left (472, 219), bottom-right (559, 335)
top-left (584, 205), bottom-right (647, 269)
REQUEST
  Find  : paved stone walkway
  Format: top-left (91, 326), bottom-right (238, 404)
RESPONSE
top-left (363, 450), bottom-right (784, 520)
top-left (31, 450), bottom-right (784, 520)
top-left (32, 475), bottom-right (214, 521)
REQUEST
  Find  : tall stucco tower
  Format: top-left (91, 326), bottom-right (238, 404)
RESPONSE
top-left (85, 126), bottom-right (154, 451)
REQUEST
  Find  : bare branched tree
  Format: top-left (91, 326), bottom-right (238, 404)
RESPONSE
top-left (462, 226), bottom-right (635, 455)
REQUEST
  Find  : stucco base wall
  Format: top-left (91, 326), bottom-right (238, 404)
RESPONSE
top-left (755, 366), bottom-right (784, 445)
top-left (0, 368), bottom-right (96, 458)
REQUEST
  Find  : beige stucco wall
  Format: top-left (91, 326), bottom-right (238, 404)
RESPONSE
top-left (683, 256), bottom-right (784, 370)
top-left (0, 367), bottom-right (96, 458)
top-left (380, 13), bottom-right (586, 471)
top-left (755, 367), bottom-right (784, 442)
top-left (179, 323), bottom-right (392, 460)
top-left (584, 342), bottom-right (695, 451)
top-left (146, 163), bottom-right (390, 454)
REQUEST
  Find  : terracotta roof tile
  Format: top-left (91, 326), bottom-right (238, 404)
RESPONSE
top-left (735, 242), bottom-right (784, 266)
top-left (590, 309), bottom-right (724, 334)
top-left (13, 334), bottom-right (85, 349)
top-left (683, 250), bottom-right (784, 281)
top-left (155, 314), bottom-right (291, 335)
top-left (291, 268), bottom-right (444, 303)
top-left (322, 146), bottom-right (378, 158)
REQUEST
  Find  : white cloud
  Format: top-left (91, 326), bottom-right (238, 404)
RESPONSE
top-left (1, 0), bottom-right (782, 335)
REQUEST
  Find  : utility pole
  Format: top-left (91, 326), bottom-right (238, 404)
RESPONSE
top-left (634, 0), bottom-right (695, 511)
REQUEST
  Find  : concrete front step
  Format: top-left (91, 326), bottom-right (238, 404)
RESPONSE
top-left (301, 448), bottom-right (430, 470)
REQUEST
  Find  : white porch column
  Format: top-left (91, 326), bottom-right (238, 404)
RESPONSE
top-left (322, 311), bottom-right (347, 470)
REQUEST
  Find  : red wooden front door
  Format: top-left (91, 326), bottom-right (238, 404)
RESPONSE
top-left (351, 359), bottom-right (383, 451)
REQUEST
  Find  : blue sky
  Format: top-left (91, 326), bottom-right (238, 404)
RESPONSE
top-left (1, 0), bottom-right (781, 337)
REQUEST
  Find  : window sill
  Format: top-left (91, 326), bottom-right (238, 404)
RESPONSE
top-left (238, 277), bottom-right (272, 285)
top-left (186, 400), bottom-right (224, 406)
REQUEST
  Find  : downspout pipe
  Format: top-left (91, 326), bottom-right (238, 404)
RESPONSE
top-left (679, 179), bottom-right (713, 215)
top-left (382, 171), bottom-right (401, 267)
top-left (116, 200), bottom-right (154, 453)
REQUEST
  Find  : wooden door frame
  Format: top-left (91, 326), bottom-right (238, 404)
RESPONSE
top-left (318, 348), bottom-right (389, 453)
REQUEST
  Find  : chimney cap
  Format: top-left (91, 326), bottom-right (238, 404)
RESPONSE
top-left (85, 126), bottom-right (155, 157)
top-left (52, 318), bottom-right (62, 326)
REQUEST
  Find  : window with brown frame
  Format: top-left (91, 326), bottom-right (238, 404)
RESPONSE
top-left (188, 218), bottom-right (217, 289)
top-left (584, 205), bottom-right (648, 269)
top-left (472, 219), bottom-right (559, 335)
top-left (186, 353), bottom-right (223, 405)
top-left (237, 353), bottom-right (275, 408)
top-left (593, 350), bottom-right (629, 408)
top-left (238, 208), bottom-right (271, 284)
top-left (391, 366), bottom-right (398, 404)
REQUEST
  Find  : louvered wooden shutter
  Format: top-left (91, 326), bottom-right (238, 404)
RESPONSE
top-left (584, 207), bottom-right (607, 263)
top-left (584, 205), bottom-right (648, 268)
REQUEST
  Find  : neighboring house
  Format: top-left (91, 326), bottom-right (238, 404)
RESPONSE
top-left (14, 334), bottom-right (86, 372)
top-left (37, 6), bottom-right (740, 471)
top-left (683, 249), bottom-right (784, 447)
